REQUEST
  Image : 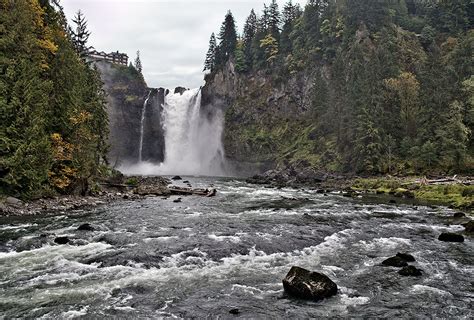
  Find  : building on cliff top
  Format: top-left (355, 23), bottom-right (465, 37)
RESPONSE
top-left (87, 50), bottom-right (128, 66)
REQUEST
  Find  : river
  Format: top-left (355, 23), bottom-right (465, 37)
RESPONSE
top-left (0, 177), bottom-right (472, 318)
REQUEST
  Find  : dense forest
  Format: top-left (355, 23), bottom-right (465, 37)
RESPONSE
top-left (204, 0), bottom-right (473, 175)
top-left (0, 0), bottom-right (108, 198)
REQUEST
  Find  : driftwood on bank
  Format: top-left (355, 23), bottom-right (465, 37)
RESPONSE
top-left (401, 175), bottom-right (473, 186)
top-left (168, 186), bottom-right (217, 197)
top-left (134, 185), bottom-right (217, 197)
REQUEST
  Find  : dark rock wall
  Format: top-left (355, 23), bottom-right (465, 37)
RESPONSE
top-left (95, 61), bottom-right (165, 165)
top-left (201, 60), bottom-right (316, 174)
top-left (142, 88), bottom-right (165, 163)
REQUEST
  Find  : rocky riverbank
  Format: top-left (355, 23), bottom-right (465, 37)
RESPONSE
top-left (246, 167), bottom-right (474, 213)
top-left (0, 175), bottom-right (216, 217)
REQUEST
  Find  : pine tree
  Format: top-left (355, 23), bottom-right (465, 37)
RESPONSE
top-left (243, 9), bottom-right (258, 68)
top-left (0, 0), bottom-right (54, 196)
top-left (203, 33), bottom-right (217, 72)
top-left (1, 0), bottom-right (109, 197)
top-left (281, 1), bottom-right (302, 55)
top-left (217, 10), bottom-right (237, 66)
top-left (268, 0), bottom-right (281, 41)
top-left (135, 50), bottom-right (143, 74)
top-left (70, 10), bottom-right (93, 58)
top-left (261, 4), bottom-right (270, 32)
top-left (234, 40), bottom-right (248, 73)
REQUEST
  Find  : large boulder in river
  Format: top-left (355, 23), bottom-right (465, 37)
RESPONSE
top-left (54, 236), bottom-right (70, 245)
top-left (438, 233), bottom-right (464, 242)
top-left (282, 266), bottom-right (338, 301)
top-left (381, 256), bottom-right (408, 267)
top-left (77, 223), bottom-right (94, 231)
top-left (396, 252), bottom-right (415, 262)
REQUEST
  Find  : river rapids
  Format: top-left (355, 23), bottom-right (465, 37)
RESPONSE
top-left (0, 178), bottom-right (472, 318)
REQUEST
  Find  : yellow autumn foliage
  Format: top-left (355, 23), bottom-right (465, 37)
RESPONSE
top-left (70, 111), bottom-right (92, 125)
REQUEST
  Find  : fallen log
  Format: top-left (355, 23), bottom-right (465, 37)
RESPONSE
top-left (402, 176), bottom-right (474, 186)
top-left (168, 186), bottom-right (217, 197)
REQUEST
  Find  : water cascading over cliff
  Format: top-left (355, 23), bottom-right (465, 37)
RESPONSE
top-left (122, 88), bottom-right (226, 176)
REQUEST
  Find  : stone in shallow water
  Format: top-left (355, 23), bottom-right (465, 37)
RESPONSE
top-left (282, 266), bottom-right (338, 301)
top-left (438, 233), bottom-right (464, 242)
top-left (77, 223), bottom-right (94, 231)
top-left (172, 176), bottom-right (182, 180)
top-left (453, 212), bottom-right (466, 219)
top-left (382, 256), bottom-right (408, 267)
top-left (463, 220), bottom-right (474, 233)
top-left (229, 308), bottom-right (240, 315)
top-left (54, 236), bottom-right (70, 245)
top-left (398, 265), bottom-right (423, 277)
top-left (396, 252), bottom-right (415, 262)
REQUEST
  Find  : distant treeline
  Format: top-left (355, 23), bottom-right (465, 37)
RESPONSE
top-left (1, 0), bottom-right (109, 198)
top-left (205, 0), bottom-right (473, 174)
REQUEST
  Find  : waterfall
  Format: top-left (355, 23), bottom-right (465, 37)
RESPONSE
top-left (122, 88), bottom-right (225, 176)
top-left (138, 90), bottom-right (152, 162)
top-left (158, 88), bottom-right (225, 175)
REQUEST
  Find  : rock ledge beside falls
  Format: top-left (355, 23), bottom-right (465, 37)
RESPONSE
top-left (282, 266), bottom-right (338, 301)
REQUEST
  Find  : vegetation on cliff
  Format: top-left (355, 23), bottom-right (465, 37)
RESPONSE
top-left (205, 0), bottom-right (473, 175)
top-left (1, 0), bottom-right (108, 198)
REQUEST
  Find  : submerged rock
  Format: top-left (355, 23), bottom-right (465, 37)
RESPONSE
top-left (77, 223), bottom-right (94, 231)
top-left (173, 198), bottom-right (182, 203)
top-left (438, 233), bottom-right (464, 242)
top-left (282, 266), bottom-right (337, 301)
top-left (172, 176), bottom-right (182, 180)
top-left (453, 212), bottom-right (466, 219)
top-left (396, 252), bottom-right (415, 262)
top-left (398, 266), bottom-right (423, 277)
top-left (229, 308), bottom-right (240, 315)
top-left (54, 236), bottom-right (70, 245)
top-left (381, 256), bottom-right (408, 267)
top-left (462, 220), bottom-right (474, 233)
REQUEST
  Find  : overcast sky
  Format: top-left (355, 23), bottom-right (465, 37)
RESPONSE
top-left (62, 0), bottom-right (307, 89)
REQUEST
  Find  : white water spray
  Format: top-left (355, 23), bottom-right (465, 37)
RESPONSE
top-left (124, 88), bottom-right (225, 176)
top-left (138, 90), bottom-right (152, 162)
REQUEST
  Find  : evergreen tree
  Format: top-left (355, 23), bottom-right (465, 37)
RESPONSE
top-left (1, 0), bottom-right (109, 197)
top-left (243, 9), bottom-right (258, 68)
top-left (281, 1), bottom-right (302, 55)
top-left (234, 40), bottom-right (248, 73)
top-left (135, 50), bottom-right (143, 74)
top-left (260, 4), bottom-right (270, 32)
top-left (260, 34), bottom-right (279, 65)
top-left (268, 0), bottom-right (281, 41)
top-left (203, 33), bottom-right (217, 72)
top-left (70, 10), bottom-right (93, 58)
top-left (344, 0), bottom-right (391, 33)
top-left (217, 10), bottom-right (237, 67)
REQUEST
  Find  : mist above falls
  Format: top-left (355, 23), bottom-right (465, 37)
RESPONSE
top-left (120, 88), bottom-right (226, 176)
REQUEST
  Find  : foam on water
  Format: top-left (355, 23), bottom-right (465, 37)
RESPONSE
top-left (1, 178), bottom-right (472, 318)
top-left (410, 285), bottom-right (453, 297)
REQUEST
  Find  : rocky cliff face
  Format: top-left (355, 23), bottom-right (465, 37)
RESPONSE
top-left (201, 60), bottom-right (317, 174)
top-left (95, 61), bottom-right (165, 165)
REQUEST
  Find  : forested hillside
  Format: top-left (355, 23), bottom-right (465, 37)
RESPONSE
top-left (203, 0), bottom-right (473, 175)
top-left (0, 0), bottom-right (108, 198)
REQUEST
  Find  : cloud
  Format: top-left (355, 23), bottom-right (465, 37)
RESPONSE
top-left (62, 0), bottom-right (308, 89)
